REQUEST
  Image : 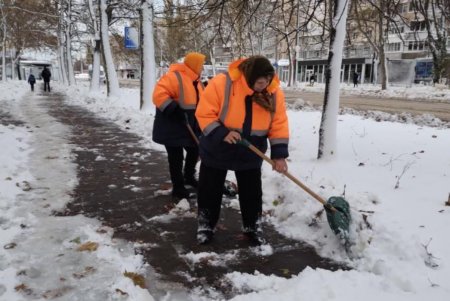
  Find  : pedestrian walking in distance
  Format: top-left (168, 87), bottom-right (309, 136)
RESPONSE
top-left (28, 73), bottom-right (36, 92)
top-left (41, 66), bottom-right (51, 92)
top-left (353, 71), bottom-right (359, 87)
top-left (152, 52), bottom-right (206, 200)
top-left (309, 73), bottom-right (316, 86)
top-left (195, 56), bottom-right (290, 245)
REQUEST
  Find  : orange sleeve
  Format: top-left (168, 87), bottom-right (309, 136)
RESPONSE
top-left (195, 75), bottom-right (225, 135)
top-left (152, 72), bottom-right (179, 111)
top-left (268, 89), bottom-right (289, 144)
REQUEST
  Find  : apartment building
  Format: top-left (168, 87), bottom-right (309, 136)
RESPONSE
top-left (296, 1), bottom-right (375, 85)
top-left (384, 0), bottom-right (450, 84)
top-left (297, 0), bottom-right (450, 85)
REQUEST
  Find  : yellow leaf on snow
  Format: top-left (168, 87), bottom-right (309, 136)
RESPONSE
top-left (77, 241), bottom-right (99, 252)
top-left (123, 271), bottom-right (146, 288)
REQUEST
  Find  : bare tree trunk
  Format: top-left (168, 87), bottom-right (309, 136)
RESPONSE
top-left (1, 38), bottom-right (6, 81)
top-left (288, 47), bottom-right (295, 86)
top-left (58, 1), bottom-right (68, 84)
top-left (11, 49), bottom-right (19, 79)
top-left (140, 0), bottom-right (157, 111)
top-left (65, 0), bottom-right (75, 85)
top-left (88, 0), bottom-right (100, 91)
top-left (1, 4), bottom-right (6, 82)
top-left (378, 1), bottom-right (388, 90)
top-left (210, 38), bottom-right (216, 76)
top-left (99, 0), bottom-right (120, 97)
top-left (318, 0), bottom-right (351, 159)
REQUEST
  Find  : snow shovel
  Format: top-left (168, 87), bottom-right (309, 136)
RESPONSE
top-left (184, 118), bottom-right (238, 197)
top-left (238, 138), bottom-right (351, 246)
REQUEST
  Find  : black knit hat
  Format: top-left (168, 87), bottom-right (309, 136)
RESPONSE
top-left (238, 56), bottom-right (275, 89)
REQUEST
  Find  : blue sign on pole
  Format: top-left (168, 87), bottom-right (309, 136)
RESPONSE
top-left (125, 27), bottom-right (139, 49)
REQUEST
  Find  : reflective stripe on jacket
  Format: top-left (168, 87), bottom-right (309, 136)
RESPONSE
top-left (195, 59), bottom-right (289, 170)
top-left (152, 63), bottom-right (204, 146)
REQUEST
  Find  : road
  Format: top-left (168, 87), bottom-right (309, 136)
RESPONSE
top-left (119, 79), bottom-right (450, 122)
top-left (284, 90), bottom-right (450, 122)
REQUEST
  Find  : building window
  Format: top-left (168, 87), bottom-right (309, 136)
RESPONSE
top-left (410, 21), bottom-right (427, 32)
top-left (386, 42), bottom-right (401, 52)
top-left (407, 41), bottom-right (428, 51)
top-left (388, 26), bottom-right (404, 35)
top-left (399, 3), bottom-right (408, 13)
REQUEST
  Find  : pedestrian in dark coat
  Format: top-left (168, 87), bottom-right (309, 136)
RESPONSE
top-left (353, 71), bottom-right (359, 87)
top-left (41, 66), bottom-right (51, 92)
top-left (195, 56), bottom-right (290, 245)
top-left (28, 73), bottom-right (36, 91)
top-left (309, 73), bottom-right (316, 86)
top-left (152, 52), bottom-right (206, 200)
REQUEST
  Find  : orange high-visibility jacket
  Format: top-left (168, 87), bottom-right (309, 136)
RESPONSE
top-left (153, 63), bottom-right (203, 111)
top-left (152, 63), bottom-right (204, 146)
top-left (195, 59), bottom-right (289, 170)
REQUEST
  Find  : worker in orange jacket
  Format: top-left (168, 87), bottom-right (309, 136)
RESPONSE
top-left (152, 52), bottom-right (206, 200)
top-left (195, 56), bottom-right (289, 245)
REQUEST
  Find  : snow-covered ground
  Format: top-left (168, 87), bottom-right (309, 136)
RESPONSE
top-left (1, 80), bottom-right (449, 301)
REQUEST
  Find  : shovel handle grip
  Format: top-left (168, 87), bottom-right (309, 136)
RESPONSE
top-left (240, 139), bottom-right (335, 211)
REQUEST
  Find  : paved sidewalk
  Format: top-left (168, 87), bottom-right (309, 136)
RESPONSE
top-left (35, 92), bottom-right (348, 299)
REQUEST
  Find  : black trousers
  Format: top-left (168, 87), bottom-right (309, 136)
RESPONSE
top-left (165, 145), bottom-right (198, 192)
top-left (44, 81), bottom-right (51, 91)
top-left (30, 84), bottom-right (34, 91)
top-left (197, 163), bottom-right (262, 232)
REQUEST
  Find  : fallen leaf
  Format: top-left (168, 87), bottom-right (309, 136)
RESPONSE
top-left (123, 271), bottom-right (146, 288)
top-left (42, 286), bottom-right (72, 299)
top-left (73, 266), bottom-right (96, 279)
top-left (115, 288), bottom-right (128, 296)
top-left (15, 283), bottom-right (33, 295)
top-left (4, 242), bottom-right (17, 249)
top-left (77, 241), bottom-right (99, 252)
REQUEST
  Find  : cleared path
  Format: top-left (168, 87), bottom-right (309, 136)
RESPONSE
top-left (37, 91), bottom-right (348, 299)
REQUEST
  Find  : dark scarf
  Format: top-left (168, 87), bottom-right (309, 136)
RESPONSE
top-left (252, 90), bottom-right (274, 112)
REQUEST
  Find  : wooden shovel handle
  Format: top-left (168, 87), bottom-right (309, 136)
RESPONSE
top-left (185, 122), bottom-right (200, 145)
top-left (240, 139), bottom-right (336, 211)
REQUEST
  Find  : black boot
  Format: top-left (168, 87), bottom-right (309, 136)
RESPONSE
top-left (197, 230), bottom-right (214, 244)
top-left (172, 187), bottom-right (194, 201)
top-left (243, 230), bottom-right (266, 245)
top-left (184, 175), bottom-right (198, 188)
